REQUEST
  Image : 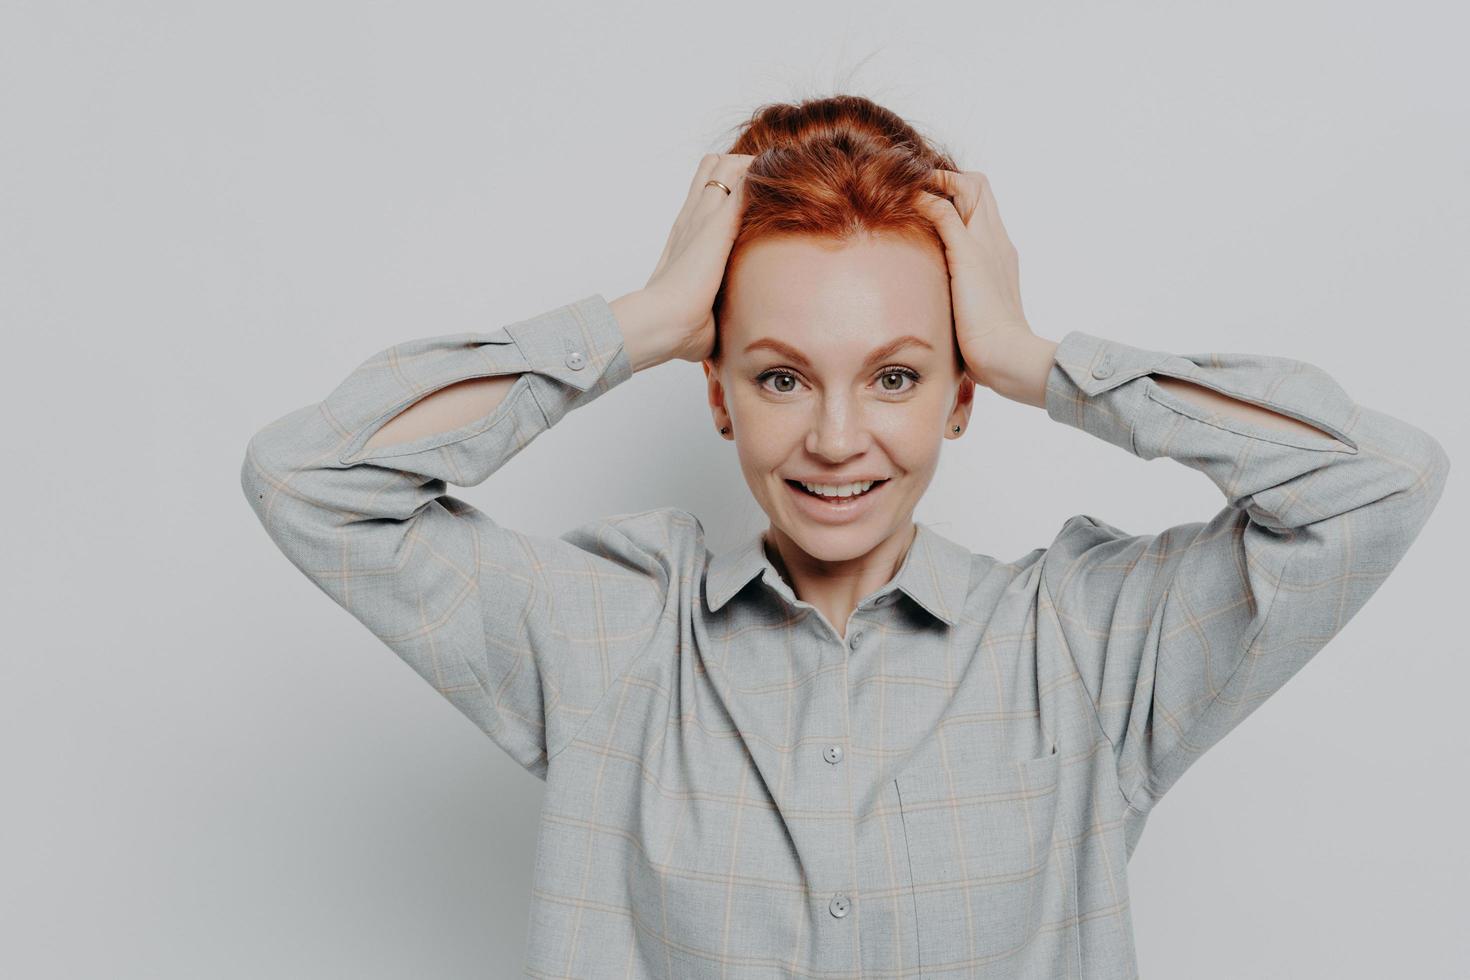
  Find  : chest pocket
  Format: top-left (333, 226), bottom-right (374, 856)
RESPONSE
top-left (894, 742), bottom-right (1061, 974)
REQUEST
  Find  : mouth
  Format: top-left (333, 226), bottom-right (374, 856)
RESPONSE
top-left (784, 478), bottom-right (891, 523)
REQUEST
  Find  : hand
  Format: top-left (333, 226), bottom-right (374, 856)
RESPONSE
top-left (637, 153), bottom-right (754, 364)
top-left (917, 170), bottom-right (1033, 386)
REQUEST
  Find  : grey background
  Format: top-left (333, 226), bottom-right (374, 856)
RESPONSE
top-left (3, 1), bottom-right (1466, 976)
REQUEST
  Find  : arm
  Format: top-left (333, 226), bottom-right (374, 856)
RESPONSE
top-left (972, 330), bottom-right (1354, 448)
top-left (360, 289), bottom-right (676, 450)
top-left (986, 328), bottom-right (1450, 821)
top-left (240, 292), bottom-right (692, 779)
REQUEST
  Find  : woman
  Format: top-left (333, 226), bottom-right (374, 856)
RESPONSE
top-left (241, 96), bottom-right (1449, 978)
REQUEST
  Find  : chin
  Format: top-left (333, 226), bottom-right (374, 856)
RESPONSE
top-left (782, 513), bottom-right (895, 558)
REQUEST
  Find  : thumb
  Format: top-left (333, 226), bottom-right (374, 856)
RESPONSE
top-left (918, 192), bottom-right (977, 266)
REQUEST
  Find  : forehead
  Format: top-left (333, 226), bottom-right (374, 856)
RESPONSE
top-left (724, 233), bottom-right (951, 356)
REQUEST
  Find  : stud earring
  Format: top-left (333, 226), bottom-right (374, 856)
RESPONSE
top-left (952, 425), bottom-right (961, 432)
top-left (720, 426), bottom-right (730, 435)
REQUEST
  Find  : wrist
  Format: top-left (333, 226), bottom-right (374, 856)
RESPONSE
top-left (967, 330), bottom-right (1060, 409)
top-left (609, 289), bottom-right (679, 374)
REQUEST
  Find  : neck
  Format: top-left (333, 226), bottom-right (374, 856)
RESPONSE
top-left (763, 521), bottom-right (917, 638)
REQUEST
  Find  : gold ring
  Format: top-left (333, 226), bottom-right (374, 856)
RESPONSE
top-left (704, 179), bottom-right (732, 196)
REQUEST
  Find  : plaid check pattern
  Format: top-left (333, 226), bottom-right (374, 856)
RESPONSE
top-left (242, 294), bottom-right (1448, 978)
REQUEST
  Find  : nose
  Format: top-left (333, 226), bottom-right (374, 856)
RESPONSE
top-left (804, 394), bottom-right (872, 462)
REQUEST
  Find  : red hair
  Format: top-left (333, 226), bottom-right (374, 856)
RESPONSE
top-left (710, 94), bottom-right (961, 362)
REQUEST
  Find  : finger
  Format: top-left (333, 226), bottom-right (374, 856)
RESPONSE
top-left (653, 154), bottom-right (733, 278)
top-left (690, 153), bottom-right (723, 192)
top-left (927, 169), bottom-right (962, 217)
top-left (976, 174), bottom-right (1011, 240)
top-left (965, 172), bottom-right (993, 229)
top-left (692, 154), bottom-right (753, 223)
top-left (941, 170), bottom-right (1016, 263)
top-left (916, 190), bottom-right (961, 230)
top-left (964, 177), bottom-right (1019, 293)
top-left (719, 157), bottom-right (754, 240)
top-left (674, 155), bottom-right (735, 234)
top-left (676, 156), bottom-right (754, 283)
top-left (692, 157), bottom-right (754, 261)
top-left (676, 154), bottom-right (727, 224)
top-left (930, 169), bottom-right (982, 225)
top-left (916, 191), bottom-right (973, 258)
top-left (977, 182), bottom-right (1022, 309)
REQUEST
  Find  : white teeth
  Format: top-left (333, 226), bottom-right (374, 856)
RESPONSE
top-left (798, 479), bottom-right (877, 498)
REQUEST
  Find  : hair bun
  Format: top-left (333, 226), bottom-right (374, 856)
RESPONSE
top-left (722, 94), bottom-right (955, 166)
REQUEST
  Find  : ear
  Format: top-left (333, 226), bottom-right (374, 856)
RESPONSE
top-left (946, 373), bottom-right (976, 438)
top-left (703, 358), bottom-right (733, 438)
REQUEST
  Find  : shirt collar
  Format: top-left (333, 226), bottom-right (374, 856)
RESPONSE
top-left (704, 521), bottom-right (973, 626)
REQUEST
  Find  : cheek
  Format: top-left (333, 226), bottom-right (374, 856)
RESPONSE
top-left (873, 402), bottom-right (939, 440)
top-left (732, 395), bottom-right (798, 444)
top-left (733, 414), bottom-right (796, 478)
top-left (877, 408), bottom-right (946, 473)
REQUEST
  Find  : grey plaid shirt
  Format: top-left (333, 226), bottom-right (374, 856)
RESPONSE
top-left (241, 295), bottom-right (1448, 978)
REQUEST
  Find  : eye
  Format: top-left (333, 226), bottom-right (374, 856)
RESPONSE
top-left (753, 366), bottom-right (924, 397)
top-left (755, 368), bottom-right (803, 395)
top-left (876, 366), bottom-right (922, 395)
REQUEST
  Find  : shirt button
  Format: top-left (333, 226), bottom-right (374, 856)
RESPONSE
top-left (1091, 357), bottom-right (1113, 380)
top-left (565, 351), bottom-right (587, 370)
top-left (823, 744), bottom-right (844, 765)
top-left (849, 631), bottom-right (865, 650)
top-left (829, 894), bottom-right (850, 918)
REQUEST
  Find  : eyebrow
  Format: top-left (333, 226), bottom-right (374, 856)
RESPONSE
top-left (742, 335), bottom-right (935, 367)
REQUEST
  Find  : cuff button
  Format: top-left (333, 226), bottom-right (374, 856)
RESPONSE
top-left (565, 351), bottom-right (587, 370)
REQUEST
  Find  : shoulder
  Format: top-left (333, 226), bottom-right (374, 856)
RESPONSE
top-left (557, 506), bottom-right (707, 583)
top-left (601, 506), bottom-right (706, 549)
top-left (1039, 512), bottom-right (1143, 578)
top-left (1051, 512), bottom-right (1133, 545)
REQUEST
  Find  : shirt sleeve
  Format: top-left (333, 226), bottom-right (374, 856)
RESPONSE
top-left (1039, 329), bottom-right (1450, 820)
top-left (239, 294), bottom-right (682, 780)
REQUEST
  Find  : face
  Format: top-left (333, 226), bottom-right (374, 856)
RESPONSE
top-left (703, 231), bottom-right (974, 566)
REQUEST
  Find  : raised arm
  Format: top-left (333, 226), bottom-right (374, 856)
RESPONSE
top-left (357, 289), bottom-right (678, 453)
top-left (240, 153), bottom-right (754, 779)
top-left (1029, 329), bottom-right (1448, 833)
top-left (919, 170), bottom-right (1450, 844)
top-left (239, 292), bottom-right (692, 779)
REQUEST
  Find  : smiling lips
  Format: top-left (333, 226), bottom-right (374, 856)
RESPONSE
top-left (791, 477), bottom-right (883, 498)
top-left (785, 477), bottom-right (891, 523)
